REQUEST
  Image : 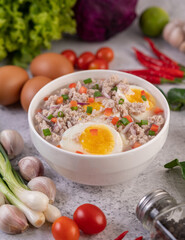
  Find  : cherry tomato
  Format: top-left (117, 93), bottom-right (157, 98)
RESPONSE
top-left (96, 47), bottom-right (114, 62)
top-left (77, 52), bottom-right (95, 70)
top-left (73, 203), bottom-right (107, 235)
top-left (52, 216), bottom-right (80, 240)
top-left (88, 59), bottom-right (108, 70)
top-left (61, 50), bottom-right (77, 66)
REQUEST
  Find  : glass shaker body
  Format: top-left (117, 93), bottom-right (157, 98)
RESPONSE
top-left (136, 189), bottom-right (185, 240)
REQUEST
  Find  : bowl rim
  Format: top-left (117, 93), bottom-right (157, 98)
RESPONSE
top-left (28, 70), bottom-right (170, 159)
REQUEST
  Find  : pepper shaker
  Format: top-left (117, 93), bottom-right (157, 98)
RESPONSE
top-left (136, 189), bottom-right (185, 240)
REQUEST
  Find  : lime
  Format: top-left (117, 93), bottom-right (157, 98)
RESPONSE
top-left (139, 6), bottom-right (169, 37)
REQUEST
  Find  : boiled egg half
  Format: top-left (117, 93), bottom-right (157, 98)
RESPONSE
top-left (117, 85), bottom-right (156, 121)
top-left (60, 122), bottom-right (124, 155)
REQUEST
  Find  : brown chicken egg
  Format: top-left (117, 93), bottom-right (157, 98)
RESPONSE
top-left (20, 76), bottom-right (51, 112)
top-left (0, 65), bottom-right (29, 106)
top-left (30, 52), bottom-right (74, 80)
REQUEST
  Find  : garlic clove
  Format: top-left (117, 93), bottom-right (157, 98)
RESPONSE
top-left (44, 204), bottom-right (61, 223)
top-left (0, 130), bottom-right (24, 159)
top-left (179, 41), bottom-right (185, 52)
top-left (28, 176), bottom-right (56, 204)
top-left (0, 204), bottom-right (28, 234)
top-left (165, 26), bottom-right (184, 48)
top-left (18, 156), bottom-right (44, 181)
top-left (163, 22), bottom-right (177, 41)
top-left (0, 192), bottom-right (5, 206)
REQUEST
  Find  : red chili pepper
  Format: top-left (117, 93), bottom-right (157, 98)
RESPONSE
top-left (133, 47), bottom-right (172, 68)
top-left (121, 69), bottom-right (174, 80)
top-left (144, 37), bottom-right (179, 68)
top-left (136, 56), bottom-right (184, 78)
top-left (114, 231), bottom-right (129, 240)
top-left (121, 72), bottom-right (174, 85)
top-left (135, 237), bottom-right (143, 240)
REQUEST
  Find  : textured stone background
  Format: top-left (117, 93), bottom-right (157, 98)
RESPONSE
top-left (0, 0), bottom-right (185, 239)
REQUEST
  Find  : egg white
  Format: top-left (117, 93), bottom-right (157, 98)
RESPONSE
top-left (60, 122), bottom-right (125, 154)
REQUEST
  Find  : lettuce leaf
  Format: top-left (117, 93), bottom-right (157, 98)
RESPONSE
top-left (0, 0), bottom-right (76, 68)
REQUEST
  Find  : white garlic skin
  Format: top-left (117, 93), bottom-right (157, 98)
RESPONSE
top-left (0, 130), bottom-right (24, 159)
top-left (44, 204), bottom-right (61, 223)
top-left (28, 176), bottom-right (56, 204)
top-left (163, 20), bottom-right (185, 49)
top-left (18, 156), bottom-right (44, 181)
top-left (0, 192), bottom-right (5, 206)
top-left (0, 204), bottom-right (28, 234)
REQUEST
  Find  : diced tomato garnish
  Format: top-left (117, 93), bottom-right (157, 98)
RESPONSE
top-left (132, 142), bottom-right (141, 149)
top-left (88, 97), bottom-right (94, 103)
top-left (56, 96), bottom-right (63, 104)
top-left (111, 116), bottom-right (119, 125)
top-left (150, 124), bottom-right (159, 132)
top-left (90, 129), bottom-right (98, 136)
top-left (51, 118), bottom-right (57, 123)
top-left (76, 151), bottom-right (84, 154)
top-left (69, 83), bottom-right (76, 88)
top-left (135, 237), bottom-right (143, 240)
top-left (141, 90), bottom-right (146, 97)
top-left (154, 107), bottom-right (164, 114)
top-left (43, 97), bottom-right (48, 101)
top-left (79, 86), bottom-right (87, 94)
top-left (124, 115), bottom-right (133, 122)
top-left (104, 108), bottom-right (113, 116)
top-left (70, 100), bottom-right (77, 107)
top-left (56, 145), bottom-right (61, 148)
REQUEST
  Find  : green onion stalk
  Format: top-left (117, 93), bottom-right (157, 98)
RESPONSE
top-left (0, 144), bottom-right (49, 212)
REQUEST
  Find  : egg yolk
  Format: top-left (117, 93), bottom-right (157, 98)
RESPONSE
top-left (79, 125), bottom-right (115, 155)
top-left (125, 89), bottom-right (155, 110)
top-left (83, 102), bottom-right (103, 112)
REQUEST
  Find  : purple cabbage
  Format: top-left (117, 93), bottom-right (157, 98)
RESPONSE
top-left (74, 0), bottom-right (138, 42)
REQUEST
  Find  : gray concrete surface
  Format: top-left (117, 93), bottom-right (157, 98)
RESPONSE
top-left (0, 0), bottom-right (185, 239)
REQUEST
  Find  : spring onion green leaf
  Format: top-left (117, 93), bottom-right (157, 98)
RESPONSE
top-left (43, 129), bottom-right (51, 136)
top-left (94, 91), bottom-right (102, 97)
top-left (119, 98), bottom-right (124, 104)
top-left (141, 95), bottom-right (147, 101)
top-left (62, 95), bottom-right (69, 100)
top-left (141, 120), bottom-right (148, 125)
top-left (111, 86), bottom-right (117, 91)
top-left (92, 84), bottom-right (99, 89)
top-left (86, 106), bottom-right (93, 114)
top-left (83, 78), bottom-right (92, 84)
top-left (47, 114), bottom-right (54, 120)
top-left (71, 106), bottom-right (78, 111)
top-left (149, 130), bottom-right (155, 136)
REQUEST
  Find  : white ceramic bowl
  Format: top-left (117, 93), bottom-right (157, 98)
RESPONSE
top-left (28, 70), bottom-right (170, 186)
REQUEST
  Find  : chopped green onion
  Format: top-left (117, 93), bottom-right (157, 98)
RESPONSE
top-left (120, 117), bottom-right (130, 126)
top-left (43, 128), bottom-right (51, 136)
top-left (119, 98), bottom-right (124, 104)
top-left (141, 95), bottom-right (147, 101)
top-left (83, 78), bottom-right (92, 84)
top-left (136, 122), bottom-right (142, 127)
top-left (111, 86), bottom-right (117, 91)
top-left (58, 111), bottom-right (65, 117)
top-left (62, 94), bottom-right (69, 100)
top-left (94, 91), bottom-right (102, 97)
top-left (86, 106), bottom-right (93, 114)
top-left (149, 130), bottom-right (155, 136)
top-left (71, 106), bottom-right (78, 111)
top-left (141, 120), bottom-right (148, 125)
top-left (47, 114), bottom-right (54, 120)
top-left (92, 84), bottom-right (99, 89)
top-left (116, 121), bottom-right (122, 128)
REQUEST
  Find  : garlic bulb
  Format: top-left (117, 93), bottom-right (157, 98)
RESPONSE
top-left (28, 176), bottom-right (56, 204)
top-left (0, 192), bottom-right (5, 206)
top-left (163, 19), bottom-right (185, 52)
top-left (18, 156), bottom-right (44, 181)
top-left (44, 204), bottom-right (61, 223)
top-left (0, 130), bottom-right (24, 159)
top-left (0, 204), bottom-right (28, 234)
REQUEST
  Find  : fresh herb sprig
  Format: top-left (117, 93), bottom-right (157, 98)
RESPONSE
top-left (164, 159), bottom-right (185, 179)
